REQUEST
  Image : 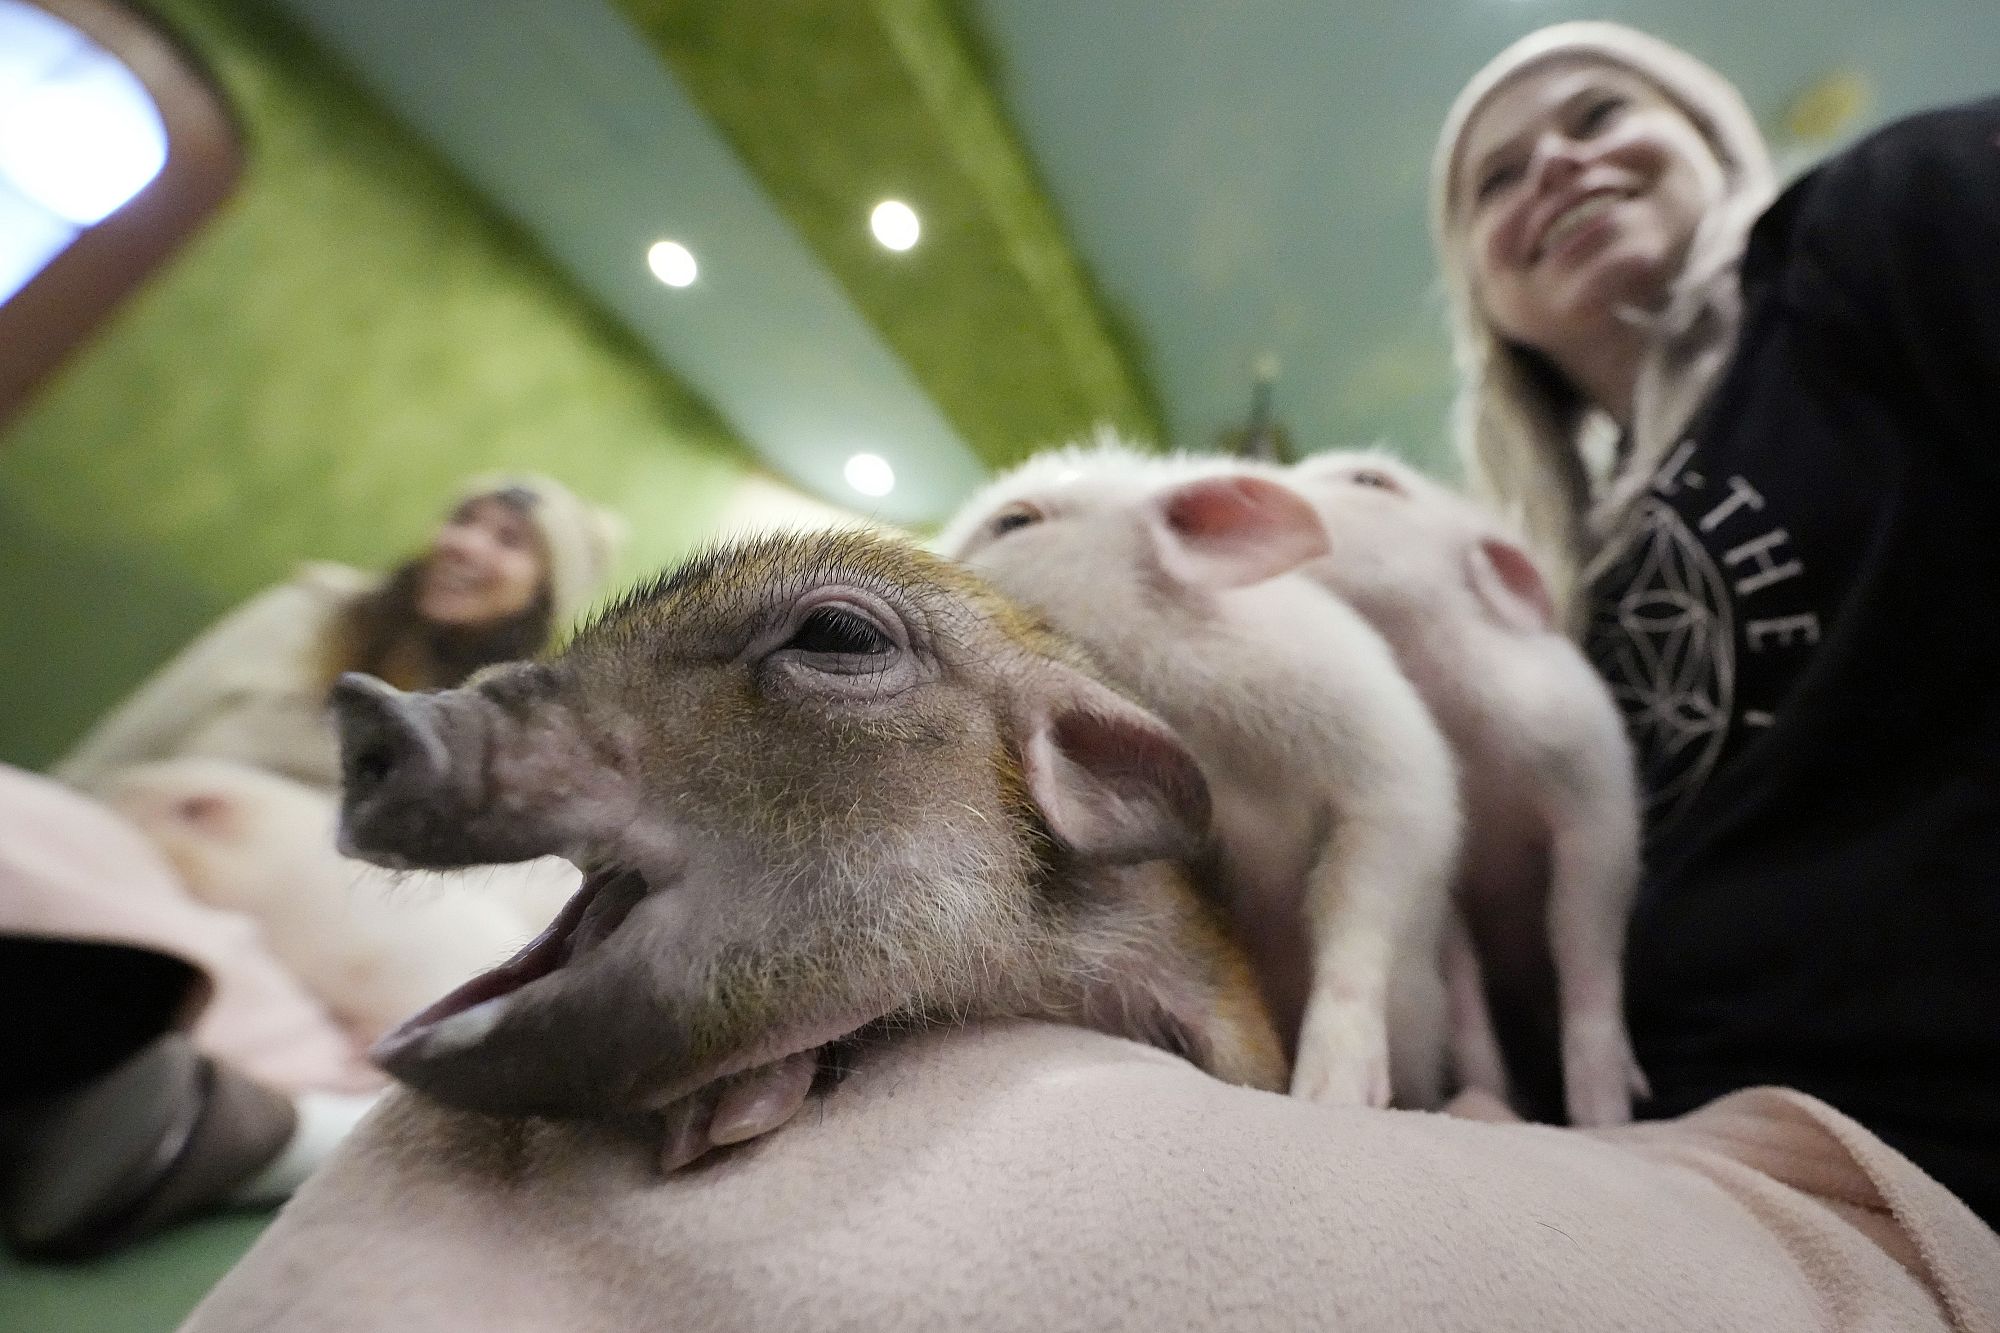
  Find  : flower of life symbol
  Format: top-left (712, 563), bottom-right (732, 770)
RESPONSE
top-left (1586, 496), bottom-right (1735, 829)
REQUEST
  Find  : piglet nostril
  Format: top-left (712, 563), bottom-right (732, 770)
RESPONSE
top-left (331, 672), bottom-right (450, 796)
top-left (350, 741), bottom-right (395, 792)
top-left (329, 673), bottom-right (459, 868)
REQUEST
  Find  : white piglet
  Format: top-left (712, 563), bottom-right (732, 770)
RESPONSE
top-left (940, 444), bottom-right (1459, 1108)
top-left (102, 757), bottom-right (580, 1044)
top-left (1284, 450), bottom-right (1647, 1126)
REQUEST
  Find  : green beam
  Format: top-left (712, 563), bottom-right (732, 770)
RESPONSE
top-left (618, 0), bottom-right (1163, 467)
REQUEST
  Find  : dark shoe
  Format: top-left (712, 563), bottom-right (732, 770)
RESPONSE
top-left (0, 937), bottom-right (204, 1102)
top-left (1, 1034), bottom-right (297, 1261)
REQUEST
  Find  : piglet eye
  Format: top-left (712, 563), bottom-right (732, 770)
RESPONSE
top-left (787, 606), bottom-right (891, 656)
top-left (989, 501), bottom-right (1044, 537)
top-left (1350, 469), bottom-right (1398, 491)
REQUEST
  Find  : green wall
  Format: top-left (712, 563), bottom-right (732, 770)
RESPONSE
top-left (0, 0), bottom-right (756, 769)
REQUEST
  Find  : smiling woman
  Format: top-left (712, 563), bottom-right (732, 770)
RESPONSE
top-left (2, 474), bottom-right (621, 1263)
top-left (1433, 24), bottom-right (1774, 584)
top-left (1452, 64), bottom-right (1728, 427)
top-left (412, 493), bottom-right (550, 631)
top-left (1433, 19), bottom-right (2000, 1232)
top-left (57, 474), bottom-right (620, 798)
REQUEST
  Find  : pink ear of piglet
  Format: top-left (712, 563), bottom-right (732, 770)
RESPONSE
top-left (1150, 475), bottom-right (1332, 590)
top-left (1465, 536), bottom-right (1556, 634)
top-left (1018, 676), bottom-right (1211, 866)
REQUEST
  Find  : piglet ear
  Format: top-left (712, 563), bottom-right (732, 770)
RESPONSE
top-left (1150, 475), bottom-right (1330, 590)
top-left (1018, 676), bottom-right (1211, 865)
top-left (1465, 537), bottom-right (1555, 634)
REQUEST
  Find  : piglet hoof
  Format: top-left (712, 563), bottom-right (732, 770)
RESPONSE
top-left (1448, 1034), bottom-right (1513, 1108)
top-left (1561, 1014), bottom-right (1650, 1127)
top-left (1289, 995), bottom-right (1392, 1109)
top-left (657, 1051), bottom-right (820, 1174)
top-left (1442, 1088), bottom-right (1523, 1123)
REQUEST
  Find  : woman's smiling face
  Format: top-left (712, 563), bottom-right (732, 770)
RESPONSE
top-left (416, 495), bottom-right (547, 628)
top-left (1454, 61), bottom-right (1726, 357)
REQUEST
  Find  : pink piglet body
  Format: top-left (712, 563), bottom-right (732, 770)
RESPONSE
top-left (1283, 450), bottom-right (1647, 1126)
top-left (941, 441), bottom-right (1460, 1110)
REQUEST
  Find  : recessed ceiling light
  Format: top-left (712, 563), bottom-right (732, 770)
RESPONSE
top-left (844, 452), bottom-right (896, 497)
top-left (869, 200), bottom-right (920, 252)
top-left (647, 240), bottom-right (697, 287)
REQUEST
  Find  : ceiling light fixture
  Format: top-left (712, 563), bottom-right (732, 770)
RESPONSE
top-left (869, 200), bottom-right (920, 252)
top-left (647, 239), bottom-right (697, 287)
top-left (844, 452), bottom-right (896, 497)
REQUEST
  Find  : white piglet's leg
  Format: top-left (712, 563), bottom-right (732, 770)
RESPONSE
top-left (1290, 663), bottom-right (1459, 1109)
top-left (1385, 940), bottom-right (1451, 1110)
top-left (1290, 848), bottom-right (1399, 1109)
top-left (1441, 907), bottom-right (1511, 1104)
top-left (1291, 791), bottom-right (1455, 1108)
top-left (1544, 770), bottom-right (1649, 1127)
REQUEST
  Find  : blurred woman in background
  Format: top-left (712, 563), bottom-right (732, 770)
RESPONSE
top-left (58, 474), bottom-right (618, 795)
top-left (2, 474), bottom-right (620, 1260)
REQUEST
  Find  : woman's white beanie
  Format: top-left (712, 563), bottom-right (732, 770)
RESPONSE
top-left (1429, 23), bottom-right (1776, 593)
top-left (1432, 22), bottom-right (1772, 249)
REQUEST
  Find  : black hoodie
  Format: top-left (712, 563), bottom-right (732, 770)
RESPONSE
top-left (1583, 96), bottom-right (2000, 1226)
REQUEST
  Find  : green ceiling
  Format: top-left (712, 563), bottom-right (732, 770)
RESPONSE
top-left (622, 0), bottom-right (1161, 464)
top-left (264, 0), bottom-right (2000, 519)
top-left (28, 0), bottom-right (2000, 534)
top-left (270, 0), bottom-right (1168, 525)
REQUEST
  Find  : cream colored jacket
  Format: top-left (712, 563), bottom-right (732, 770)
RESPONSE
top-left (56, 562), bottom-right (377, 797)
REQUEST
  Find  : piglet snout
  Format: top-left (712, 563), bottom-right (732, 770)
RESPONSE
top-left (331, 670), bottom-right (631, 872)
top-left (330, 672), bottom-right (457, 862)
top-left (333, 674), bottom-right (447, 805)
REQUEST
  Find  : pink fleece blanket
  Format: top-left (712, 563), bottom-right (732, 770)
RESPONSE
top-left (185, 1022), bottom-right (2000, 1332)
top-left (0, 764), bottom-right (380, 1094)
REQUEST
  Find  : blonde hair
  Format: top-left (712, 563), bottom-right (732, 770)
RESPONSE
top-left (1431, 23), bottom-right (1776, 615)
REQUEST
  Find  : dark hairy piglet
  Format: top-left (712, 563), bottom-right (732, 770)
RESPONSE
top-left (330, 531), bottom-right (1284, 1168)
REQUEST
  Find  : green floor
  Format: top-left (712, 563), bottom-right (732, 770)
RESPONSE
top-left (0, 1210), bottom-right (271, 1332)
